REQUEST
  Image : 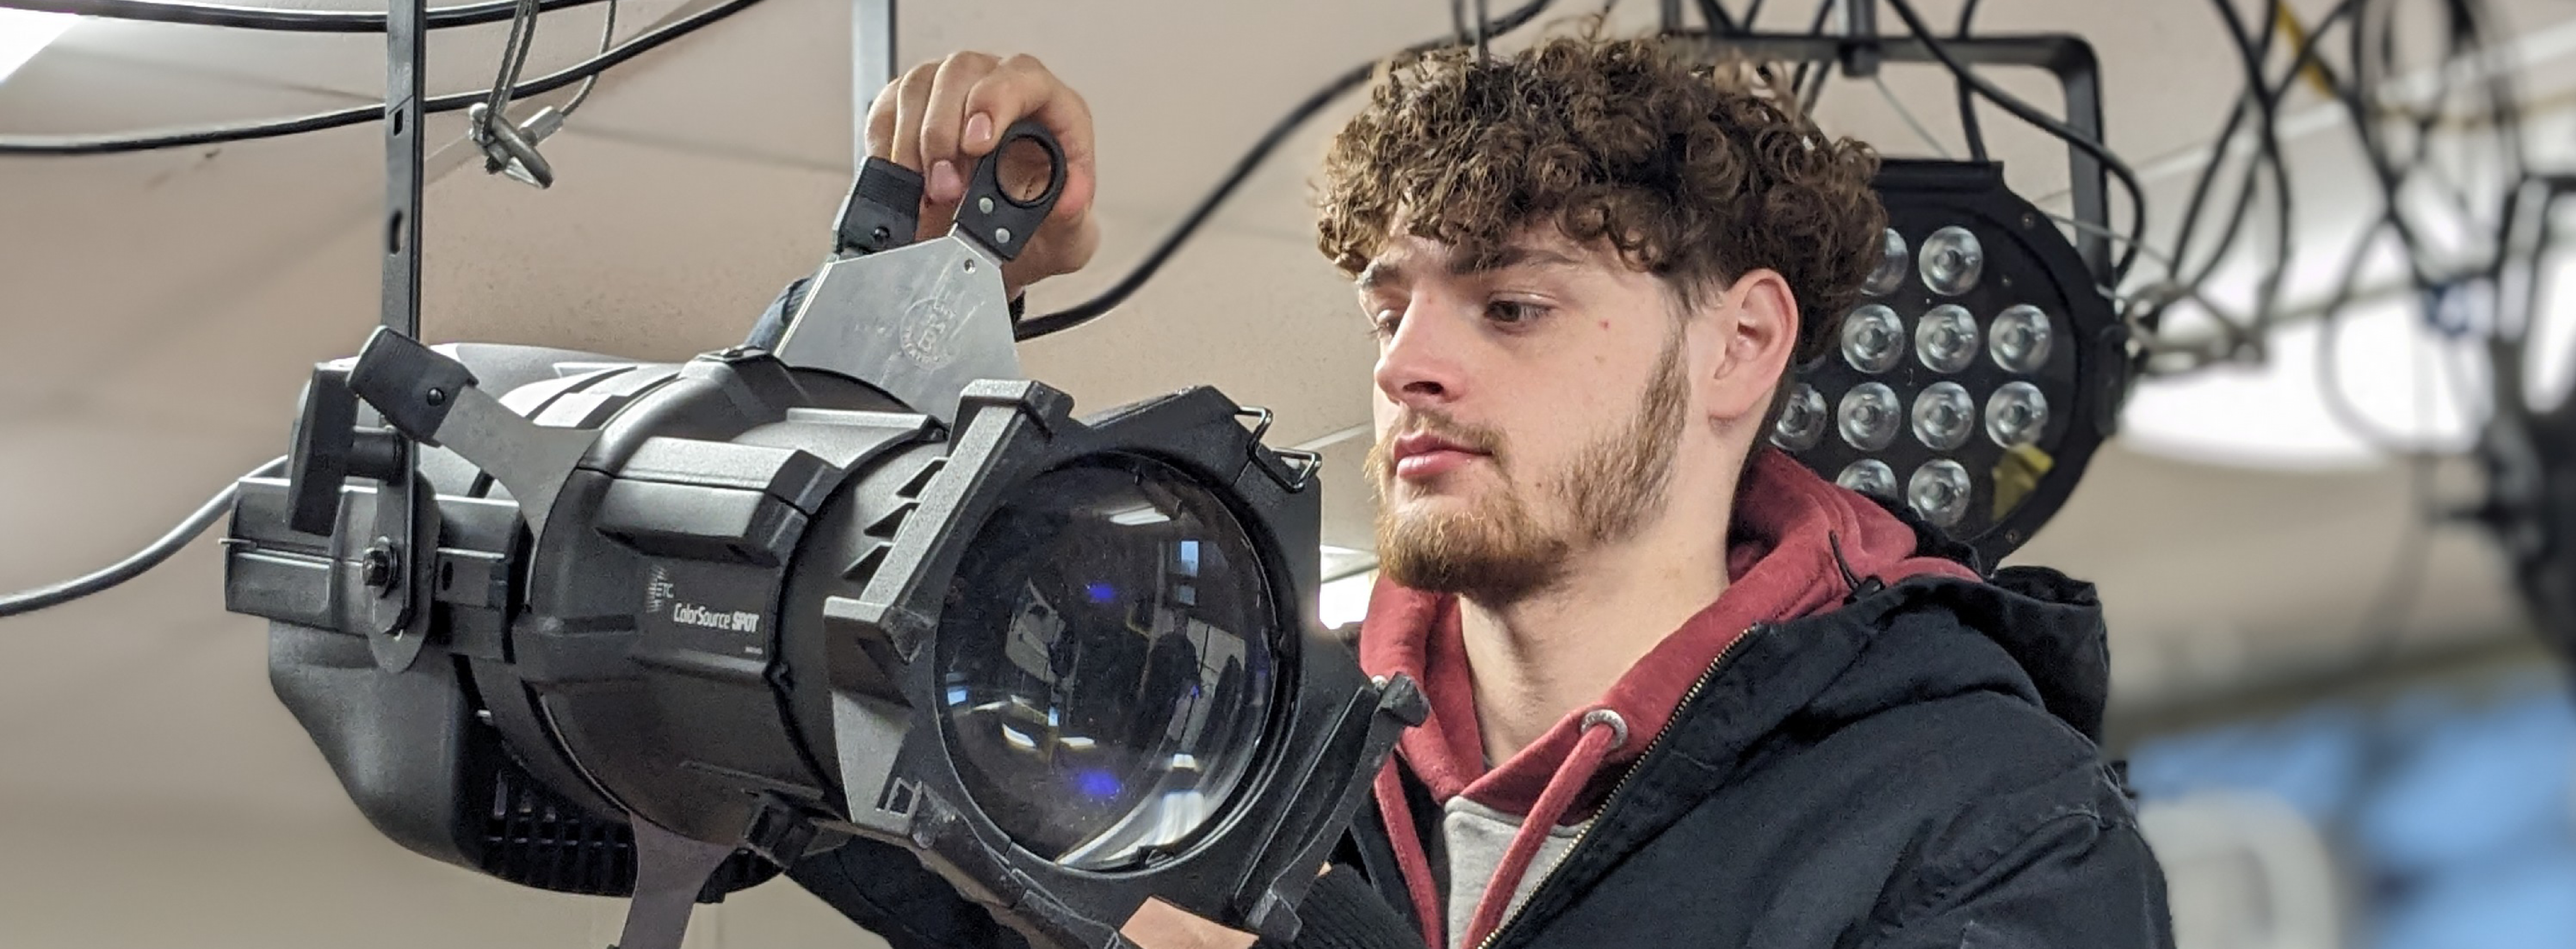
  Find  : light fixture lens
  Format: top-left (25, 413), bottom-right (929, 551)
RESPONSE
top-left (1838, 382), bottom-right (1901, 450)
top-left (1916, 304), bottom-right (1979, 373)
top-left (1862, 228), bottom-right (1909, 297)
top-left (1837, 459), bottom-right (1898, 499)
top-left (1987, 381), bottom-right (2050, 447)
top-left (1841, 304), bottom-right (1905, 374)
top-left (1990, 304), bottom-right (2052, 373)
top-left (1919, 225), bottom-right (1984, 296)
top-left (936, 458), bottom-right (1276, 871)
top-left (1911, 381), bottom-right (1975, 451)
top-left (1908, 459), bottom-right (1973, 527)
top-left (1771, 383), bottom-right (1828, 451)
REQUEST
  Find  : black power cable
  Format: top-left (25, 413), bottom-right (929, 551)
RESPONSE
top-left (1692, 0), bottom-right (1738, 35)
top-left (2167, 0), bottom-right (2302, 286)
top-left (2192, 0), bottom-right (2293, 341)
top-left (1952, 0), bottom-right (1985, 162)
top-left (0, 0), bottom-right (768, 156)
top-left (1787, 0), bottom-right (1835, 112)
top-left (0, 0), bottom-right (608, 33)
top-left (1012, 0), bottom-right (1557, 341)
top-left (1877, 0), bottom-right (2149, 284)
top-left (0, 458), bottom-right (285, 619)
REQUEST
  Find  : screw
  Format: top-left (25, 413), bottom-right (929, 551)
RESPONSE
top-left (425, 387), bottom-right (446, 407)
top-left (870, 225), bottom-right (891, 243)
top-left (995, 227), bottom-right (1013, 245)
top-left (2021, 212), bottom-right (2038, 229)
top-left (360, 542), bottom-right (399, 590)
top-left (961, 258), bottom-right (976, 272)
top-left (977, 196), bottom-right (995, 214)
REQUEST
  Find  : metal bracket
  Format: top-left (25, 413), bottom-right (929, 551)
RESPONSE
top-left (362, 0), bottom-right (430, 653)
top-left (348, 328), bottom-right (604, 538)
top-left (1837, 0), bottom-right (1882, 78)
top-left (608, 819), bottom-right (735, 949)
top-left (1674, 31), bottom-right (2114, 283)
top-left (853, 0), bottom-right (896, 169)
top-left (771, 238), bottom-right (1022, 427)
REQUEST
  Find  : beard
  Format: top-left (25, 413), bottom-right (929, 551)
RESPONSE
top-left (1370, 330), bottom-right (1691, 606)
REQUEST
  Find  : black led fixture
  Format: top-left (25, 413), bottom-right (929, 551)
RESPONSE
top-left (1772, 160), bottom-right (2127, 565)
top-left (1677, 24), bottom-right (2133, 566)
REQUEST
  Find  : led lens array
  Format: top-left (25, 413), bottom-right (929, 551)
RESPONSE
top-left (1785, 225), bottom-right (2064, 531)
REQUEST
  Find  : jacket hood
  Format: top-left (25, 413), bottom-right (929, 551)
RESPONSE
top-left (1803, 560), bottom-right (2114, 742)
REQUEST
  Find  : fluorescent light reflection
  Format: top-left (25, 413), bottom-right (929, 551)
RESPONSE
top-left (1317, 570), bottom-right (1374, 631)
top-left (2120, 298), bottom-right (2485, 470)
top-left (0, 9), bottom-right (75, 85)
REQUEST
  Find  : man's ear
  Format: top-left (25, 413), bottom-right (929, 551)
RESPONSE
top-left (1695, 268), bottom-right (1800, 426)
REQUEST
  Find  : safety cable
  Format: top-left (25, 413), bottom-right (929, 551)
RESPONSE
top-left (0, 0), bottom-right (766, 155)
top-left (0, 0), bottom-right (607, 32)
top-left (1011, 0), bottom-right (1558, 340)
top-left (0, 458), bottom-right (286, 619)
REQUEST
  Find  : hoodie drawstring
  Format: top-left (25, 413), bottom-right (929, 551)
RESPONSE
top-left (1457, 708), bottom-right (1628, 949)
top-left (1374, 762), bottom-right (1447, 949)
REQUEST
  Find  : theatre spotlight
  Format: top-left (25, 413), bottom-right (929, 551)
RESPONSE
top-left (1771, 159), bottom-right (2131, 566)
top-left (219, 124), bottom-right (1424, 949)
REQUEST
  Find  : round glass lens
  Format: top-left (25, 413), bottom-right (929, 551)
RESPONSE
top-left (1841, 305), bottom-right (1905, 374)
top-left (1838, 382), bottom-right (1901, 450)
top-left (1990, 304), bottom-right (2052, 373)
top-left (1771, 383), bottom-right (1828, 452)
top-left (1919, 225), bottom-right (1985, 296)
top-left (935, 456), bottom-right (1277, 871)
top-left (1908, 459), bottom-right (1974, 528)
top-left (1862, 228), bottom-right (1909, 297)
top-left (1911, 382), bottom-right (1975, 451)
top-left (1986, 381), bottom-right (2051, 448)
top-left (1916, 304), bottom-right (1980, 374)
top-left (1837, 459), bottom-right (1899, 499)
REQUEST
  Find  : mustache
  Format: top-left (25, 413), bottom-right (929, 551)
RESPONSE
top-left (1372, 411), bottom-right (1506, 474)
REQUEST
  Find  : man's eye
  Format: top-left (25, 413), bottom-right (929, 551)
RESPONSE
top-left (1368, 310), bottom-right (1402, 338)
top-left (1486, 300), bottom-right (1550, 326)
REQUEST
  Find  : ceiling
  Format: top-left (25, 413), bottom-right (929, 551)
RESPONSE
top-left (0, 0), bottom-right (2567, 944)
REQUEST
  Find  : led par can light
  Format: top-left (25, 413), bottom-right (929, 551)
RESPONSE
top-left (219, 124), bottom-right (1424, 949)
top-left (1771, 159), bottom-right (2132, 566)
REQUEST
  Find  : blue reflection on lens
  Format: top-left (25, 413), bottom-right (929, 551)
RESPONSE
top-left (1085, 582), bottom-right (1116, 603)
top-left (1075, 769), bottom-right (1122, 799)
top-left (946, 685), bottom-right (969, 706)
top-left (1178, 540), bottom-right (1201, 576)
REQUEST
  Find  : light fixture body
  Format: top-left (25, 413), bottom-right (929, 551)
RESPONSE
top-left (220, 124), bottom-right (1424, 949)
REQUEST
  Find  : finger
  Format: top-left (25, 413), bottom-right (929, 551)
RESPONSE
top-left (1002, 205), bottom-right (1098, 295)
top-left (887, 60), bottom-right (941, 171)
top-left (919, 52), bottom-right (1002, 204)
top-left (1119, 898), bottom-right (1258, 949)
top-left (863, 76), bottom-right (903, 161)
top-left (963, 55), bottom-right (1098, 225)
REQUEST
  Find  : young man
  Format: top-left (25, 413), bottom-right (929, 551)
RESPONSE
top-left (789, 32), bottom-right (2174, 949)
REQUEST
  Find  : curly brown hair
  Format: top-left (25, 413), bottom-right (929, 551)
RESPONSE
top-left (1317, 32), bottom-right (1887, 366)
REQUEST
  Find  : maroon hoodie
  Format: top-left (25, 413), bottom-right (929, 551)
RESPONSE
top-left (1354, 449), bottom-right (1979, 949)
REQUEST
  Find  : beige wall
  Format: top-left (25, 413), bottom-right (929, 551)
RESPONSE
top-left (0, 801), bottom-right (886, 949)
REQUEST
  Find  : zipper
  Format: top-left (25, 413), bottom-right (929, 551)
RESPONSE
top-left (1469, 623), bottom-right (1770, 949)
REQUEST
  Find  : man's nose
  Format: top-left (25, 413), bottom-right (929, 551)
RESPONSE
top-left (1373, 296), bottom-right (1472, 412)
